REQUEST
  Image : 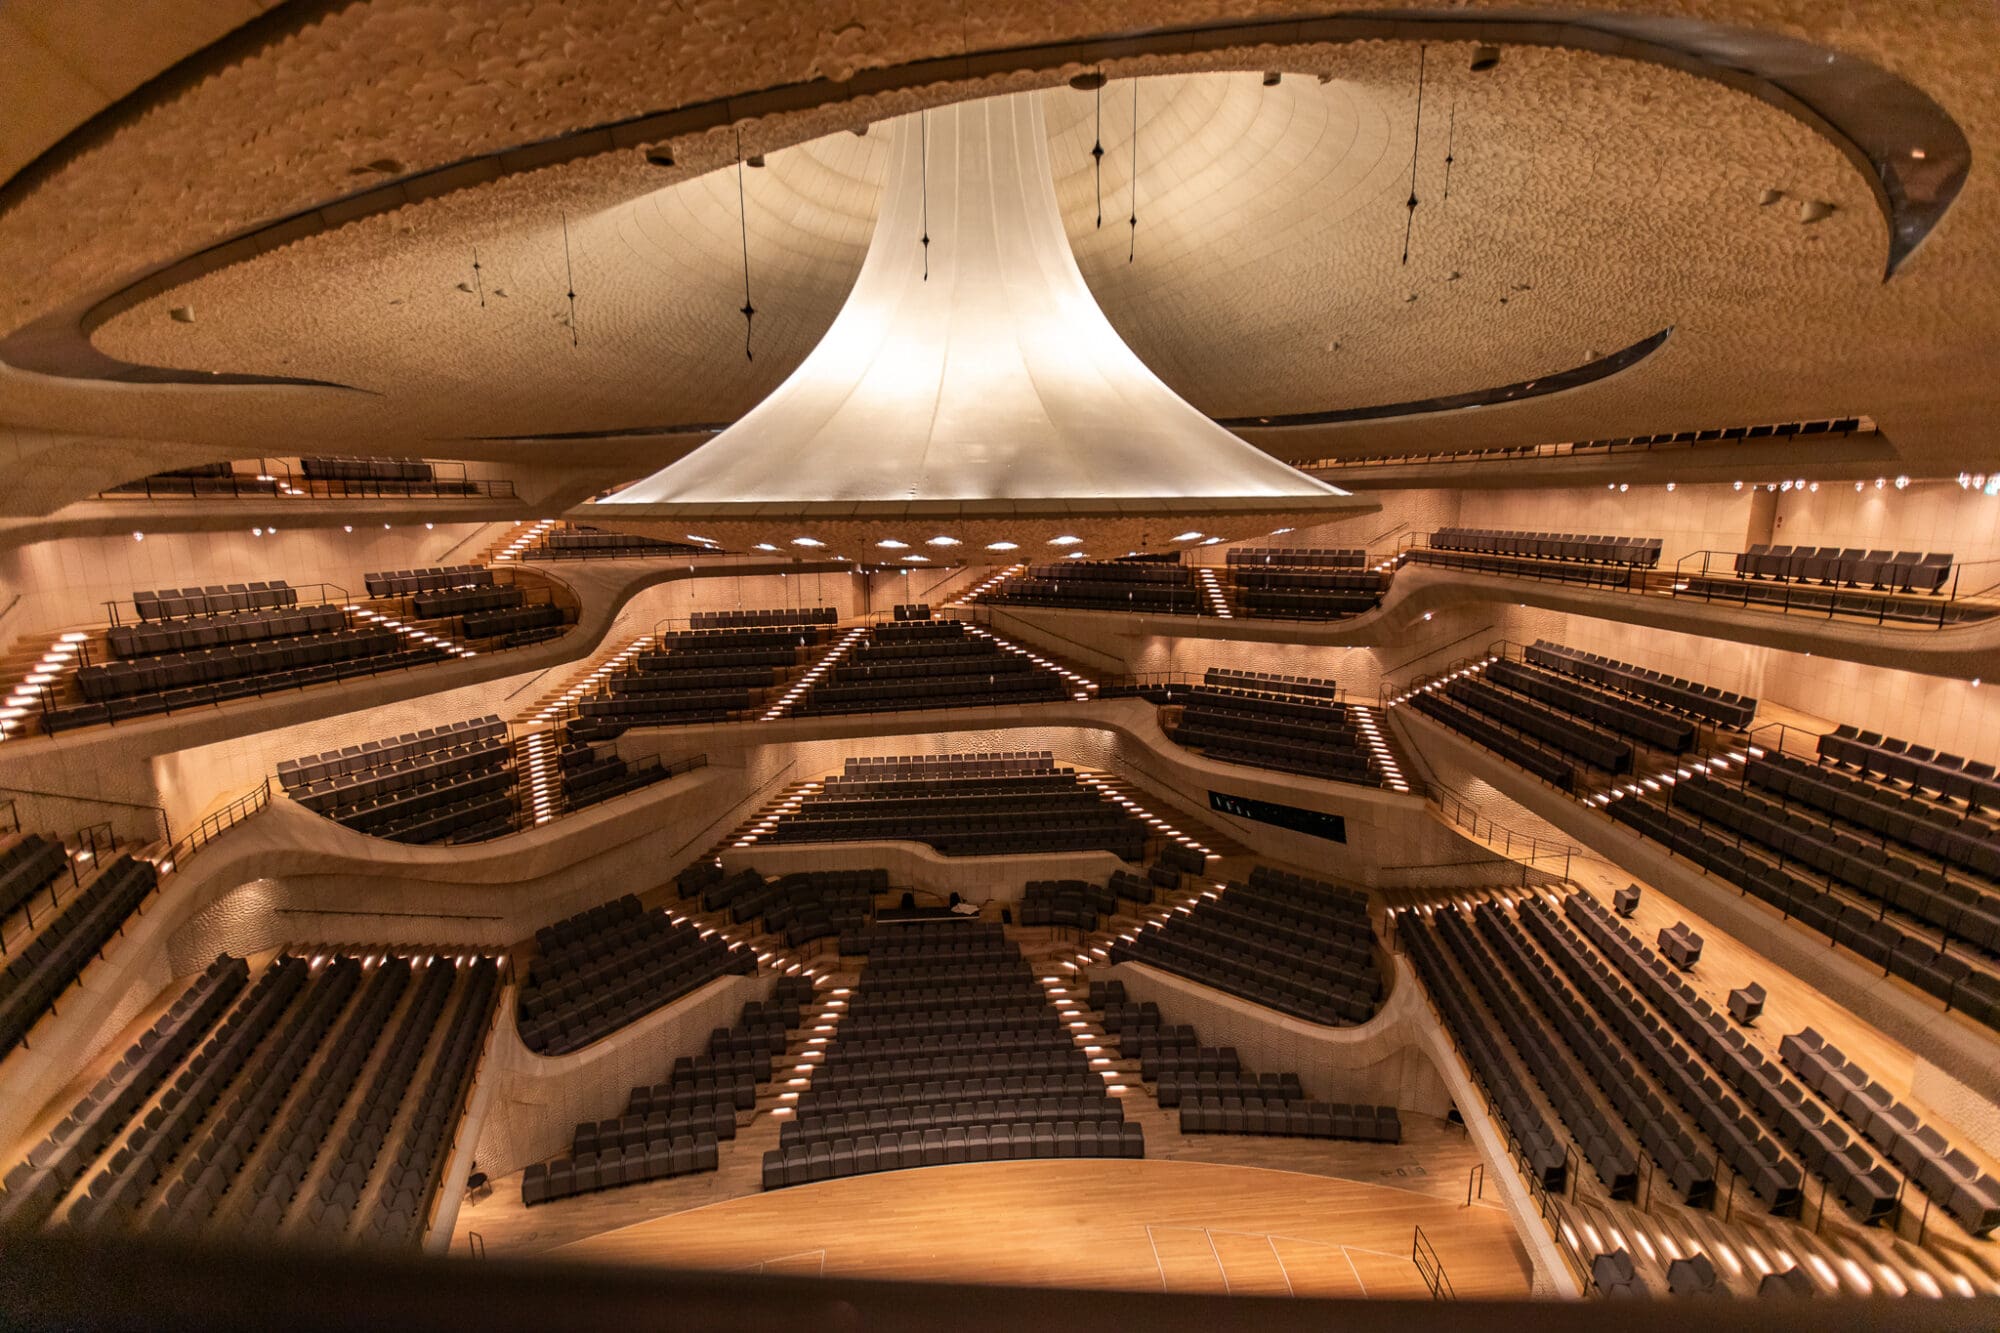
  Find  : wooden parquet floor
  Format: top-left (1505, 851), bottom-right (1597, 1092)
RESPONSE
top-left (548, 1157), bottom-right (1533, 1297)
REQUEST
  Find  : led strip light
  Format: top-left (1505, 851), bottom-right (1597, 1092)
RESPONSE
top-left (732, 781), bottom-right (819, 849)
top-left (771, 978), bottom-right (845, 1119)
top-left (950, 563), bottom-right (1026, 606)
top-left (1194, 566), bottom-right (1233, 619)
top-left (532, 634), bottom-right (653, 726)
top-left (0, 631), bottom-right (87, 741)
top-left (344, 605), bottom-right (477, 659)
top-left (1590, 750), bottom-right (1747, 807)
top-left (494, 518), bottom-right (556, 563)
top-left (1038, 976), bottom-right (1121, 1087)
top-left (762, 627), bottom-right (868, 721)
top-left (520, 729), bottom-right (561, 826)
top-left (1348, 705), bottom-right (1412, 793)
top-left (1385, 653), bottom-right (1497, 707)
top-left (1071, 770), bottom-right (1211, 854)
top-left (958, 623), bottom-right (1096, 700)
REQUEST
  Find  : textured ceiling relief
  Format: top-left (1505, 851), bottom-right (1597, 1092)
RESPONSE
top-left (90, 57), bottom-right (1870, 441)
top-left (0, 1), bottom-right (1992, 520)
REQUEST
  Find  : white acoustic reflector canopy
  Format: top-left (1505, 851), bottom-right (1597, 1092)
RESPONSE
top-left (588, 90), bottom-right (1368, 556)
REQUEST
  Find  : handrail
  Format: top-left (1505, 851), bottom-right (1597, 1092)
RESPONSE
top-left (97, 581), bottom-right (353, 631)
top-left (158, 779), bottom-right (271, 875)
top-left (1411, 1223), bottom-right (1455, 1299)
top-left (0, 783), bottom-right (171, 845)
top-left (1668, 549), bottom-right (2000, 628)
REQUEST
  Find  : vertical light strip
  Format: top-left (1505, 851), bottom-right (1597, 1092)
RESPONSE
top-left (1194, 566), bottom-right (1233, 618)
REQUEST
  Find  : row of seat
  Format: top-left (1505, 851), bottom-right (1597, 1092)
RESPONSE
top-left (1427, 906), bottom-right (1649, 1200)
top-left (1674, 775), bottom-right (2000, 951)
top-left (76, 626), bottom-right (415, 702)
top-left (1780, 1028), bottom-right (2000, 1235)
top-left (1733, 545), bottom-right (1951, 592)
top-left (300, 456), bottom-right (434, 482)
top-left (1223, 547), bottom-right (1367, 569)
top-left (68, 957), bottom-right (313, 1229)
top-left (1400, 913), bottom-right (1570, 1191)
top-left (1560, 894), bottom-right (1899, 1222)
top-left (1447, 675), bottom-right (1633, 773)
top-left (412, 585), bottom-right (522, 620)
top-left (363, 565), bottom-right (492, 598)
top-left (133, 581), bottom-right (297, 622)
top-left (517, 902), bottom-right (756, 1055)
top-left (1487, 658), bottom-right (1696, 753)
top-left (1, 856), bottom-right (157, 1059)
top-left (0, 955), bottom-right (248, 1232)
top-left (1429, 528), bottom-right (1663, 567)
top-left (107, 603), bottom-right (346, 660)
top-left (1604, 793), bottom-right (2000, 1031)
top-left (1524, 640), bottom-right (1756, 730)
top-left (1018, 878), bottom-right (1116, 930)
top-left (361, 960), bottom-right (501, 1247)
top-left (689, 606), bottom-right (837, 629)
top-left (461, 602), bottom-right (564, 640)
top-left (1675, 576), bottom-right (1987, 627)
top-left (1410, 691), bottom-right (1576, 790)
top-left (1108, 881), bottom-right (1380, 1027)
top-left (1820, 726), bottom-right (2000, 813)
top-left (144, 957), bottom-right (367, 1234)
top-left (294, 959), bottom-right (462, 1242)
top-left (1748, 751), bottom-right (2000, 882)
top-left (279, 716), bottom-right (507, 793)
top-left (0, 834), bottom-right (69, 923)
top-left (1515, 901), bottom-right (1814, 1212)
top-left (1406, 545), bottom-right (1650, 590)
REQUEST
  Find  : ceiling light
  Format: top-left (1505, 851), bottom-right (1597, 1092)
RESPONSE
top-left (1856, 481), bottom-right (1865, 491)
top-left (1200, 536), bottom-right (1223, 544)
top-left (876, 539), bottom-right (909, 549)
top-left (1665, 482), bottom-right (1675, 491)
top-left (926, 535), bottom-right (961, 546)
top-left (1064, 551), bottom-right (1088, 559)
top-left (1049, 535), bottom-right (1082, 546)
top-left (986, 541), bottom-right (1019, 551)
top-left (1895, 475), bottom-right (1910, 489)
top-left (132, 532), bottom-right (144, 541)
top-left (1171, 531), bottom-right (1204, 542)
top-left (1732, 481), bottom-right (1743, 491)
top-left (343, 524), bottom-right (353, 532)
top-left (685, 533), bottom-right (717, 544)
top-left (754, 543), bottom-right (778, 551)
top-left (791, 536), bottom-right (825, 547)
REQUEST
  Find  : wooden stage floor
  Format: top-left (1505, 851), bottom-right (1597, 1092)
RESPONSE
top-left (548, 1158), bottom-right (1534, 1298)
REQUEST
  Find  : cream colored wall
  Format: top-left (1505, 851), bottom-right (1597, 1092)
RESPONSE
top-left (1458, 482), bottom-right (1755, 567)
top-left (0, 521), bottom-right (494, 641)
top-left (1771, 480), bottom-right (2000, 574)
top-left (1522, 611), bottom-right (2000, 758)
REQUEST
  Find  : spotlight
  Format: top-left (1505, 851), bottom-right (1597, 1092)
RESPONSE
top-left (1470, 45), bottom-right (1502, 71)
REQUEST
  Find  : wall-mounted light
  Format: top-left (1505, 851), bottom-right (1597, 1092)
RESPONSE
top-left (132, 532), bottom-right (144, 542)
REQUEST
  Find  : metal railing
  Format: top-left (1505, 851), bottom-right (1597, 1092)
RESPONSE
top-left (100, 458), bottom-right (518, 502)
top-left (1667, 550), bottom-right (2000, 628)
top-left (1411, 1224), bottom-right (1455, 1299)
top-left (1295, 417), bottom-right (1874, 475)
top-left (97, 582), bottom-right (353, 632)
top-left (159, 780), bottom-right (272, 874)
